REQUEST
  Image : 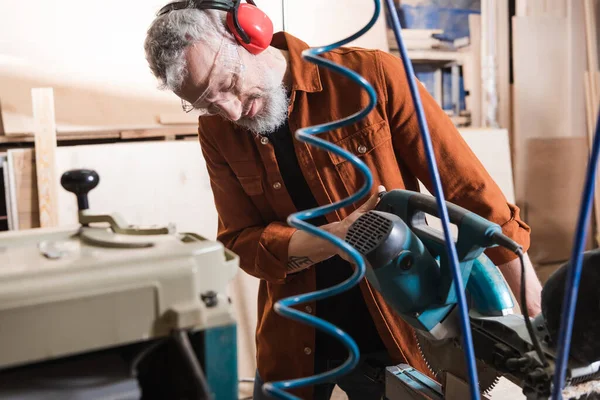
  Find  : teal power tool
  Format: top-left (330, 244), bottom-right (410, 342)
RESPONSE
top-left (345, 189), bottom-right (600, 399)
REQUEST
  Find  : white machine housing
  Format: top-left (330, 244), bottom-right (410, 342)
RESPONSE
top-left (0, 224), bottom-right (239, 370)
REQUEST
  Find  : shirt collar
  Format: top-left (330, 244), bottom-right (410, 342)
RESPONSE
top-left (270, 32), bottom-right (323, 93)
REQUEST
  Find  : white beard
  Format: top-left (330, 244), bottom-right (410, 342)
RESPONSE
top-left (232, 69), bottom-right (289, 136)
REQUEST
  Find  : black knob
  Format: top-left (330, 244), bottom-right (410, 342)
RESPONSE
top-left (61, 169), bottom-right (99, 211)
top-left (200, 291), bottom-right (218, 308)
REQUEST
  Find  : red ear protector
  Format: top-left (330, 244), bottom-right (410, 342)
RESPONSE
top-left (157, 0), bottom-right (274, 55)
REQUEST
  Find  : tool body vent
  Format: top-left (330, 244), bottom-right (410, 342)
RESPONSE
top-left (346, 211), bottom-right (394, 255)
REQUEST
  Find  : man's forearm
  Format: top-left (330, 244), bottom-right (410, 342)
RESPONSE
top-left (497, 252), bottom-right (542, 316)
top-left (286, 222), bottom-right (345, 273)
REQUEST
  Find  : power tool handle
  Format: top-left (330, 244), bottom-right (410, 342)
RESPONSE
top-left (407, 192), bottom-right (471, 227)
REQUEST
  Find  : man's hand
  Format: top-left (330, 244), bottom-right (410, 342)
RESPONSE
top-left (332, 185), bottom-right (386, 263)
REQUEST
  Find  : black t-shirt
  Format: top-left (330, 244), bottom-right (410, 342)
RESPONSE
top-left (265, 119), bottom-right (386, 360)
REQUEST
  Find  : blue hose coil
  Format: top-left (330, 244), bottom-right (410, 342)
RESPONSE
top-left (551, 108), bottom-right (600, 399)
top-left (384, 0), bottom-right (480, 399)
top-left (261, 2), bottom-right (380, 399)
top-left (262, 1), bottom-right (480, 398)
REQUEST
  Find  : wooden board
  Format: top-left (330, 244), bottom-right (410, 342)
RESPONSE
top-left (31, 88), bottom-right (59, 228)
top-left (480, 0), bottom-right (494, 127)
top-left (6, 149), bottom-right (39, 230)
top-left (496, 0), bottom-right (511, 132)
top-left (568, 0), bottom-right (589, 141)
top-left (465, 14), bottom-right (482, 128)
top-left (524, 137), bottom-right (592, 264)
top-left (512, 16), bottom-right (569, 207)
top-left (585, 0), bottom-right (600, 110)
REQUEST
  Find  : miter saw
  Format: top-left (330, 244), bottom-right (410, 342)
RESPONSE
top-left (344, 189), bottom-right (600, 400)
top-left (0, 169), bottom-right (239, 400)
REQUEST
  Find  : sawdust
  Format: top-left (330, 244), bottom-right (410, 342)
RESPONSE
top-left (563, 380), bottom-right (600, 400)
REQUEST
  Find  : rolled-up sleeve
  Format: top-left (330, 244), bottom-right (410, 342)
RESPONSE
top-left (378, 51), bottom-right (530, 265)
top-left (198, 122), bottom-right (297, 283)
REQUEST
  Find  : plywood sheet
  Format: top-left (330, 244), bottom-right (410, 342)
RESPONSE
top-left (524, 137), bottom-right (591, 264)
top-left (512, 16), bottom-right (569, 207)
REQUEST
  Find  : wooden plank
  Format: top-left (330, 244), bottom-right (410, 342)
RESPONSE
top-left (467, 14), bottom-right (482, 127)
top-left (567, 0), bottom-right (588, 141)
top-left (525, 137), bottom-right (592, 264)
top-left (480, 0), bottom-right (494, 126)
top-left (512, 16), bottom-right (569, 208)
top-left (433, 69), bottom-right (443, 107)
top-left (585, 0), bottom-right (600, 108)
top-left (6, 149), bottom-right (39, 230)
top-left (0, 127), bottom-right (197, 144)
top-left (31, 88), bottom-right (59, 228)
top-left (516, 0), bottom-right (528, 16)
top-left (120, 126), bottom-right (197, 140)
top-left (496, 0), bottom-right (511, 131)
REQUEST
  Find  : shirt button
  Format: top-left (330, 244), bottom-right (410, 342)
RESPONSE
top-left (273, 182), bottom-right (282, 190)
top-left (305, 305), bottom-right (312, 313)
top-left (260, 137), bottom-right (269, 145)
top-left (358, 145), bottom-right (368, 154)
top-left (304, 347), bottom-right (312, 355)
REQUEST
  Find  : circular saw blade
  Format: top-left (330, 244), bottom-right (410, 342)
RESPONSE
top-left (415, 331), bottom-right (501, 395)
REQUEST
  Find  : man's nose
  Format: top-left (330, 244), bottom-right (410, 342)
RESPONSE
top-left (216, 97), bottom-right (242, 121)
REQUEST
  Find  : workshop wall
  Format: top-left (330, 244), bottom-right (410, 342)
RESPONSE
top-left (0, 0), bottom-right (285, 133)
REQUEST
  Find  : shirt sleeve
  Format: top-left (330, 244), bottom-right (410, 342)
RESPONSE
top-left (377, 51), bottom-right (531, 265)
top-left (198, 120), bottom-right (297, 284)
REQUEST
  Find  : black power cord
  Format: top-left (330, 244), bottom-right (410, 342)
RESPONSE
top-left (172, 329), bottom-right (214, 400)
top-left (516, 248), bottom-right (549, 368)
top-left (492, 231), bottom-right (549, 368)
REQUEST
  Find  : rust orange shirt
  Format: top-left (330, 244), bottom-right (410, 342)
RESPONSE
top-left (197, 32), bottom-right (530, 398)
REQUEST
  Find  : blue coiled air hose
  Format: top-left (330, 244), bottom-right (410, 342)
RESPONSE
top-left (262, 1), bottom-right (479, 399)
top-left (551, 109), bottom-right (600, 399)
top-left (261, 2), bottom-right (380, 398)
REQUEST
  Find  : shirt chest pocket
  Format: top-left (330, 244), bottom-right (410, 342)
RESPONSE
top-left (238, 175), bottom-right (264, 196)
top-left (327, 120), bottom-right (390, 165)
top-left (229, 161), bottom-right (279, 222)
top-left (327, 120), bottom-right (404, 194)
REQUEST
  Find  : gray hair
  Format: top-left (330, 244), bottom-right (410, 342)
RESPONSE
top-left (144, 6), bottom-right (231, 91)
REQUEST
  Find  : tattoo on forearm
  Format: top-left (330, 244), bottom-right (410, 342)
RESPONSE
top-left (287, 256), bottom-right (314, 272)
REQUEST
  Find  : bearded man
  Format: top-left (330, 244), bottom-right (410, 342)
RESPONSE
top-left (144, 5), bottom-right (541, 399)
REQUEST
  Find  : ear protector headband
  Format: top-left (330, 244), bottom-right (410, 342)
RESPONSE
top-left (157, 0), bottom-right (274, 55)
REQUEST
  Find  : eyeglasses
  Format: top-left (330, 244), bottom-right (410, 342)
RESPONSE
top-left (181, 38), bottom-right (245, 115)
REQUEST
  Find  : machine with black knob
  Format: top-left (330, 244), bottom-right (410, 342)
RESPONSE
top-left (0, 169), bottom-right (240, 400)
